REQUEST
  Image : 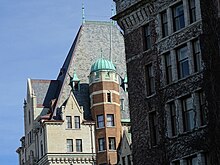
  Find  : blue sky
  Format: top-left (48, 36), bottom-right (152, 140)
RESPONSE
top-left (0, 0), bottom-right (114, 164)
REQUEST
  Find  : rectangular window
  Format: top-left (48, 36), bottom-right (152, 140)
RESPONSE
top-left (127, 155), bottom-right (132, 165)
top-left (76, 139), bottom-right (82, 152)
top-left (108, 137), bottom-right (116, 150)
top-left (122, 157), bottom-right (126, 165)
top-left (74, 116), bottom-right (80, 129)
top-left (67, 139), bottom-right (73, 152)
top-left (98, 138), bottom-right (105, 151)
top-left (182, 97), bottom-right (195, 132)
top-left (176, 46), bottom-right (189, 79)
top-left (40, 141), bottom-right (43, 157)
top-left (169, 102), bottom-right (177, 136)
top-left (107, 92), bottom-right (111, 102)
top-left (97, 115), bottom-right (104, 128)
top-left (107, 114), bottom-right (114, 127)
top-left (185, 155), bottom-right (197, 165)
top-left (161, 11), bottom-right (168, 37)
top-left (189, 0), bottom-right (196, 23)
top-left (173, 3), bottom-right (185, 31)
top-left (165, 53), bottom-right (172, 84)
top-left (66, 116), bottom-right (72, 128)
top-left (145, 64), bottom-right (155, 96)
top-left (149, 111), bottom-right (158, 146)
top-left (143, 24), bottom-right (152, 50)
top-left (120, 99), bottom-right (124, 111)
top-left (198, 91), bottom-right (207, 126)
top-left (193, 39), bottom-right (202, 72)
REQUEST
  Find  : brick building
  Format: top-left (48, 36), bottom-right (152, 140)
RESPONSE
top-left (113, 0), bottom-right (220, 164)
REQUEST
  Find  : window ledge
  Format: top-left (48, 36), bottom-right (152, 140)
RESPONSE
top-left (96, 127), bottom-right (105, 130)
top-left (146, 93), bottom-right (156, 99)
top-left (98, 150), bottom-right (106, 153)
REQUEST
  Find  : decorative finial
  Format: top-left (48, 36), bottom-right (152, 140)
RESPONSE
top-left (111, 4), bottom-right (115, 25)
top-left (101, 48), bottom-right (103, 59)
top-left (82, 2), bottom-right (85, 24)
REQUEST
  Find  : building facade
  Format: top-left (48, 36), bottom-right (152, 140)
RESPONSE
top-left (113, 0), bottom-right (220, 164)
top-left (16, 21), bottom-right (130, 165)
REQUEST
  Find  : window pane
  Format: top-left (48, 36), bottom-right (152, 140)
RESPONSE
top-left (170, 102), bottom-right (177, 136)
top-left (98, 138), bottom-right (105, 151)
top-left (193, 40), bottom-right (202, 72)
top-left (165, 53), bottom-right (172, 84)
top-left (67, 139), bottom-right (73, 152)
top-left (97, 115), bottom-right (104, 128)
top-left (107, 114), bottom-right (114, 127)
top-left (177, 46), bottom-right (189, 79)
top-left (144, 24), bottom-right (152, 50)
top-left (149, 111), bottom-right (158, 146)
top-left (189, 0), bottom-right (196, 23)
top-left (108, 137), bottom-right (116, 150)
top-left (66, 116), bottom-right (72, 128)
top-left (74, 116), bottom-right (80, 129)
top-left (173, 3), bottom-right (185, 31)
top-left (145, 64), bottom-right (155, 95)
top-left (76, 139), bottom-right (82, 152)
top-left (182, 97), bottom-right (195, 131)
top-left (161, 11), bottom-right (168, 37)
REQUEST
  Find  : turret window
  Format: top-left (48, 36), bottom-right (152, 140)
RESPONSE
top-left (98, 138), bottom-right (106, 151)
top-left (107, 114), bottom-right (114, 127)
top-left (107, 92), bottom-right (112, 102)
top-left (108, 137), bottom-right (116, 150)
top-left (97, 115), bottom-right (104, 128)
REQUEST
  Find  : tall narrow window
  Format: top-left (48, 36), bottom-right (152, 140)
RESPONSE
top-left (169, 102), bottom-right (177, 136)
top-left (28, 110), bottom-right (31, 124)
top-left (149, 111), bottom-right (158, 146)
top-left (127, 155), bottom-right (132, 165)
top-left (145, 64), bottom-right (155, 96)
top-left (74, 116), bottom-right (80, 129)
top-left (97, 115), bottom-right (104, 128)
top-left (67, 139), bottom-right (73, 152)
top-left (40, 141), bottom-right (44, 157)
top-left (177, 46), bottom-right (189, 79)
top-left (193, 39), bottom-right (202, 72)
top-left (107, 114), bottom-right (114, 127)
top-left (98, 138), bottom-right (105, 151)
top-left (173, 3), bottom-right (185, 31)
top-left (120, 99), bottom-right (124, 111)
top-left (165, 53), bottom-right (172, 84)
top-left (144, 24), bottom-right (152, 50)
top-left (182, 96), bottom-right (195, 132)
top-left (198, 91), bottom-right (207, 126)
top-left (189, 0), bottom-right (196, 23)
top-left (76, 139), bottom-right (82, 152)
top-left (122, 157), bottom-right (126, 165)
top-left (107, 92), bottom-right (111, 102)
top-left (108, 137), bottom-right (116, 150)
top-left (66, 116), bottom-right (72, 128)
top-left (161, 11), bottom-right (168, 37)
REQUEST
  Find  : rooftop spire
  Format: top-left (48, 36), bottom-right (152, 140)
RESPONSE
top-left (82, 2), bottom-right (85, 24)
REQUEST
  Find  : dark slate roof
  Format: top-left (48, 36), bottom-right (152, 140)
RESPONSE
top-left (52, 21), bottom-right (130, 120)
top-left (30, 80), bottom-right (59, 108)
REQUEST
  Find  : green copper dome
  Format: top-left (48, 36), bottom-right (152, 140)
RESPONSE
top-left (91, 58), bottom-right (116, 73)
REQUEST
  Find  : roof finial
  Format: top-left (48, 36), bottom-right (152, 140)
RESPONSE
top-left (101, 48), bottom-right (103, 59)
top-left (82, 2), bottom-right (85, 24)
top-left (111, 4), bottom-right (115, 25)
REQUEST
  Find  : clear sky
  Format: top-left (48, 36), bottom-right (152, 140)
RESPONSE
top-left (0, 0), bottom-right (114, 164)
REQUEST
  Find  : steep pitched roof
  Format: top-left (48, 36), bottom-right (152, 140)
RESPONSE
top-left (52, 21), bottom-right (129, 120)
top-left (30, 79), bottom-right (59, 108)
